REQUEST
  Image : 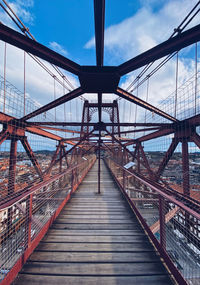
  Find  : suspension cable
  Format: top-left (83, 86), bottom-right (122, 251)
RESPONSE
top-left (3, 42), bottom-right (6, 113)
top-left (195, 43), bottom-right (198, 115)
top-left (174, 52), bottom-right (179, 118)
top-left (123, 1), bottom-right (200, 97)
top-left (0, 0), bottom-right (85, 101)
top-left (24, 51), bottom-right (26, 116)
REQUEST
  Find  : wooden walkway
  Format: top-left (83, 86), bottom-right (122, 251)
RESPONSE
top-left (14, 160), bottom-right (174, 285)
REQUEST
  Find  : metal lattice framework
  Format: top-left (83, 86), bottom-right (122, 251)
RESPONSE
top-left (0, 1), bottom-right (200, 285)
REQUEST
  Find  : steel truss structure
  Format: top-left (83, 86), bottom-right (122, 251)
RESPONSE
top-left (0, 1), bottom-right (200, 284)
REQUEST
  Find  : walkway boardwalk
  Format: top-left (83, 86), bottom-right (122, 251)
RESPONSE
top-left (14, 160), bottom-right (174, 285)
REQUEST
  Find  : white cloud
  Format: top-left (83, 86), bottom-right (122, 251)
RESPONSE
top-left (85, 0), bottom-right (198, 64)
top-left (0, 0), bottom-right (34, 30)
top-left (85, 0), bottom-right (199, 128)
top-left (0, 1), bottom-right (82, 124)
top-left (9, 0), bottom-right (34, 25)
top-left (49, 41), bottom-right (68, 56)
top-left (0, 42), bottom-right (80, 121)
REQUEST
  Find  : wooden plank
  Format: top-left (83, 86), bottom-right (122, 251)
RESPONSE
top-left (29, 251), bottom-right (160, 263)
top-left (64, 205), bottom-right (128, 209)
top-left (50, 224), bottom-right (142, 230)
top-left (54, 219), bottom-right (137, 224)
top-left (60, 210), bottom-right (132, 214)
top-left (14, 274), bottom-right (174, 285)
top-left (21, 261), bottom-right (169, 276)
top-left (58, 214), bottom-right (134, 219)
top-left (42, 235), bottom-right (148, 243)
top-left (36, 242), bottom-right (154, 252)
top-left (48, 229), bottom-right (145, 235)
top-left (14, 160), bottom-right (173, 285)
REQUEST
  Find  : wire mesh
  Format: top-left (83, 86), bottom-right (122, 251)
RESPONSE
top-left (106, 155), bottom-right (200, 285)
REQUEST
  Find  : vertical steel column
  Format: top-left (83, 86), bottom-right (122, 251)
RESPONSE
top-left (98, 134), bottom-right (101, 194)
top-left (7, 138), bottom-right (18, 232)
top-left (59, 145), bottom-right (63, 187)
top-left (182, 139), bottom-right (190, 238)
top-left (182, 139), bottom-right (190, 196)
top-left (122, 148), bottom-right (126, 190)
top-left (137, 145), bottom-right (140, 187)
top-left (8, 138), bottom-right (18, 195)
top-left (159, 196), bottom-right (166, 249)
top-left (25, 193), bottom-right (33, 249)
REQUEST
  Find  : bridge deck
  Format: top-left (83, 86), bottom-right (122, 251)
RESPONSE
top-left (14, 160), bottom-right (174, 285)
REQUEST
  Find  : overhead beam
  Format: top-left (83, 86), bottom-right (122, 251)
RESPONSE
top-left (118, 23), bottom-right (200, 75)
top-left (115, 87), bottom-right (178, 122)
top-left (37, 126), bottom-right (81, 134)
top-left (94, 0), bottom-right (105, 66)
top-left (0, 23), bottom-right (81, 75)
top-left (112, 127), bottom-right (160, 135)
top-left (28, 121), bottom-right (171, 127)
top-left (125, 128), bottom-right (174, 146)
top-left (26, 126), bottom-right (63, 141)
top-left (21, 87), bottom-right (83, 121)
top-left (0, 112), bottom-right (66, 142)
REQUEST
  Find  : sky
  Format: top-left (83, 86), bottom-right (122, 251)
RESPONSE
top-left (0, 0), bottom-right (199, 152)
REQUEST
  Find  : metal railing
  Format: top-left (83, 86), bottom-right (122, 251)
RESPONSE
top-left (105, 157), bottom-right (200, 285)
top-left (0, 154), bottom-right (96, 285)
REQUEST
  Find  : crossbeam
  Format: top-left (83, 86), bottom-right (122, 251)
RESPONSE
top-left (118, 23), bottom-right (200, 75)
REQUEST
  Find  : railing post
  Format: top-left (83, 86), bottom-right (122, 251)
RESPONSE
top-left (59, 145), bottom-right (63, 187)
top-left (71, 169), bottom-right (74, 192)
top-left (182, 138), bottom-right (190, 239)
top-left (123, 149), bottom-right (126, 190)
top-left (98, 137), bottom-right (101, 194)
top-left (25, 194), bottom-right (33, 248)
top-left (159, 195), bottom-right (166, 249)
top-left (7, 138), bottom-right (18, 234)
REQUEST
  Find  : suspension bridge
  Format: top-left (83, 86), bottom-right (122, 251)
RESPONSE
top-left (0, 0), bottom-right (200, 284)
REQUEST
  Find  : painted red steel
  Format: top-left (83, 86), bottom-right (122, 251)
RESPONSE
top-left (0, 2), bottom-right (200, 284)
top-left (0, 157), bottom-right (96, 285)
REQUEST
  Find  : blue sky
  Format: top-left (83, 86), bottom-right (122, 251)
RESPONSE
top-left (15, 0), bottom-right (197, 66)
top-left (30, 0), bottom-right (141, 65)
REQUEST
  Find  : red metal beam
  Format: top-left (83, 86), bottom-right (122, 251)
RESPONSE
top-left (112, 127), bottom-right (160, 135)
top-left (20, 137), bottom-right (43, 180)
top-left (28, 121), bottom-right (170, 127)
top-left (55, 129), bottom-right (94, 163)
top-left (182, 139), bottom-right (190, 196)
top-left (115, 87), bottom-right (178, 122)
top-left (44, 143), bottom-right (61, 176)
top-left (0, 22), bottom-right (81, 75)
top-left (37, 125), bottom-right (81, 134)
top-left (0, 112), bottom-right (65, 142)
top-left (124, 128), bottom-right (174, 146)
top-left (26, 126), bottom-right (63, 141)
top-left (105, 129), bottom-right (136, 161)
top-left (8, 138), bottom-right (17, 196)
top-left (117, 23), bottom-right (200, 75)
top-left (156, 138), bottom-right (179, 179)
top-left (94, 0), bottom-right (105, 66)
top-left (22, 87), bottom-right (83, 121)
top-left (138, 142), bottom-right (155, 179)
top-left (0, 129), bottom-right (9, 145)
top-left (191, 132), bottom-right (200, 149)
